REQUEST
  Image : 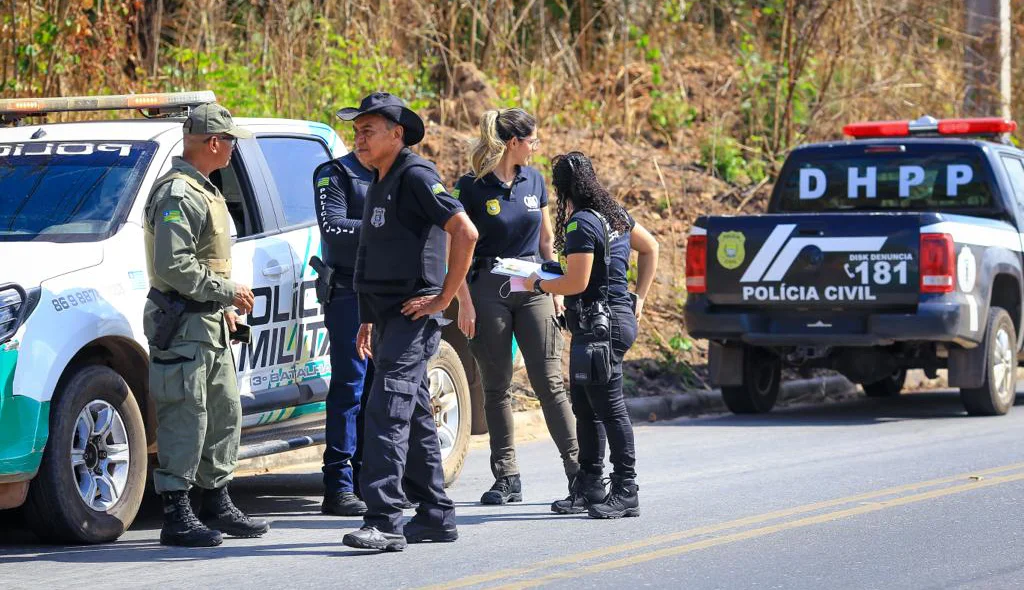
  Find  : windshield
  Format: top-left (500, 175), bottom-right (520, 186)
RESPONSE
top-left (773, 147), bottom-right (998, 213)
top-left (0, 141), bottom-right (157, 242)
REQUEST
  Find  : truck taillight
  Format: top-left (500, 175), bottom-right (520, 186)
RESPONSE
top-left (685, 235), bottom-right (707, 293)
top-left (920, 233), bottom-right (955, 294)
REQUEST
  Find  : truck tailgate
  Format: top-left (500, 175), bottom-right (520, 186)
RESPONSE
top-left (706, 213), bottom-right (920, 310)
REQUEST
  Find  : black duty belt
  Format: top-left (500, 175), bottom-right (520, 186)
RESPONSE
top-left (147, 288), bottom-right (222, 313)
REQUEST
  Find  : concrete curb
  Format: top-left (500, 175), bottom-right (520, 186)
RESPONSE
top-left (624, 375), bottom-right (857, 423)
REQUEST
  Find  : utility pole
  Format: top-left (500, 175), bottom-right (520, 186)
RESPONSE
top-left (963, 0), bottom-right (1011, 119)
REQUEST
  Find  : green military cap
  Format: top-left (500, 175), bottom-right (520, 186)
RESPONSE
top-left (183, 103), bottom-right (253, 139)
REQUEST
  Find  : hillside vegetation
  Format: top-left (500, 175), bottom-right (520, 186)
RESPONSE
top-left (3, 1), bottom-right (1022, 395)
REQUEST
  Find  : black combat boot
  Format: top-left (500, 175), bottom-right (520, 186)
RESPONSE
top-left (480, 474), bottom-right (522, 505)
top-left (551, 471), bottom-right (607, 514)
top-left (199, 485), bottom-right (271, 538)
top-left (160, 490), bottom-right (223, 547)
top-left (588, 474), bottom-right (640, 519)
top-left (322, 491), bottom-right (368, 516)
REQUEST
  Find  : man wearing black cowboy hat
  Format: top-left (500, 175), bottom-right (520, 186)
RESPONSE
top-left (338, 92), bottom-right (479, 552)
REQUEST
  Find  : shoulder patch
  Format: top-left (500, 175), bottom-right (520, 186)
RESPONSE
top-left (431, 182), bottom-right (446, 195)
top-left (451, 187), bottom-right (461, 199)
top-left (317, 176), bottom-right (330, 188)
top-left (168, 178), bottom-right (187, 198)
top-left (566, 221), bottom-right (578, 233)
top-left (162, 209), bottom-right (184, 224)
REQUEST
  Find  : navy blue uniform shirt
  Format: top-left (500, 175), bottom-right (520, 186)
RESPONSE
top-left (454, 165), bottom-right (548, 259)
top-left (563, 208), bottom-right (635, 308)
top-left (313, 153), bottom-right (374, 286)
top-left (359, 148), bottom-right (464, 323)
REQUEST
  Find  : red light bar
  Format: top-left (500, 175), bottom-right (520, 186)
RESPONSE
top-left (843, 120), bottom-right (910, 138)
top-left (937, 118), bottom-right (1017, 135)
top-left (844, 116), bottom-right (1017, 139)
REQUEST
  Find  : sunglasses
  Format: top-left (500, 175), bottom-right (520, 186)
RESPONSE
top-left (205, 134), bottom-right (237, 147)
top-left (552, 151), bottom-right (585, 171)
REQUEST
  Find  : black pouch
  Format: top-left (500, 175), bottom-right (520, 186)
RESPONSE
top-left (309, 255), bottom-right (335, 304)
top-left (570, 339), bottom-right (612, 386)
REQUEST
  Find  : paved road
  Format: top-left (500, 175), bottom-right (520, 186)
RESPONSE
top-left (5, 389), bottom-right (1024, 589)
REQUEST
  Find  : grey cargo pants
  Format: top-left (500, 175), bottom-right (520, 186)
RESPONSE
top-left (468, 271), bottom-right (579, 479)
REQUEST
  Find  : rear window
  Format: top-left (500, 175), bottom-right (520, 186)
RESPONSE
top-left (774, 148), bottom-right (997, 213)
top-left (0, 141), bottom-right (157, 242)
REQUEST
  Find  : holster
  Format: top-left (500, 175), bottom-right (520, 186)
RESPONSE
top-left (309, 255), bottom-right (336, 304)
top-left (147, 288), bottom-right (187, 351)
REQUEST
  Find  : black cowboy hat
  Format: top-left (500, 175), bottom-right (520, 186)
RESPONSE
top-left (336, 92), bottom-right (425, 146)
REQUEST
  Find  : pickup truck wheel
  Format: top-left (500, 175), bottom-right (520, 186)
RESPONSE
top-left (22, 365), bottom-right (147, 543)
top-left (429, 340), bottom-right (471, 487)
top-left (721, 347), bottom-right (781, 414)
top-left (863, 370), bottom-right (906, 398)
top-left (961, 307), bottom-right (1017, 416)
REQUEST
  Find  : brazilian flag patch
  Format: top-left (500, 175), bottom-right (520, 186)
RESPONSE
top-left (566, 221), bottom-right (578, 233)
top-left (162, 210), bottom-right (184, 224)
top-left (431, 182), bottom-right (446, 195)
top-left (452, 187), bottom-right (461, 200)
top-left (317, 177), bottom-right (330, 188)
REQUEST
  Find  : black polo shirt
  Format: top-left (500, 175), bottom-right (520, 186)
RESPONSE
top-left (563, 208), bottom-right (635, 308)
top-left (453, 165), bottom-right (548, 259)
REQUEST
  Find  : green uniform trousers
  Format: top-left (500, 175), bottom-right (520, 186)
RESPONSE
top-left (468, 270), bottom-right (579, 479)
top-left (149, 339), bottom-right (241, 494)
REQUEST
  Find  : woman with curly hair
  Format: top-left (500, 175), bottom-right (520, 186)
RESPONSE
top-left (452, 108), bottom-right (579, 505)
top-left (525, 151), bottom-right (659, 519)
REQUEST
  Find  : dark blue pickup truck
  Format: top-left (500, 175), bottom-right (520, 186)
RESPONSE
top-left (685, 116), bottom-right (1024, 416)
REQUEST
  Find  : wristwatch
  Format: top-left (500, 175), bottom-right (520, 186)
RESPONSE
top-left (532, 277), bottom-right (546, 294)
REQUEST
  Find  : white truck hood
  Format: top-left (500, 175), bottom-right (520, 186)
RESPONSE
top-left (0, 242), bottom-right (104, 289)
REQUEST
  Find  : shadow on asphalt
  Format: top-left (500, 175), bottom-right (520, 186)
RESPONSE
top-left (0, 466), bottom-right (558, 558)
top-left (652, 390), bottom-right (1024, 428)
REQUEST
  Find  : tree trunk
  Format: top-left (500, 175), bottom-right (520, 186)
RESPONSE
top-left (963, 0), bottom-right (1010, 118)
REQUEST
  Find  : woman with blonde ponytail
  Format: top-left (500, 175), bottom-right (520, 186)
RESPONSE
top-left (453, 109), bottom-right (581, 505)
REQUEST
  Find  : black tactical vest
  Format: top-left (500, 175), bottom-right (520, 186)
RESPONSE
top-left (318, 152), bottom-right (372, 270)
top-left (353, 151), bottom-right (447, 295)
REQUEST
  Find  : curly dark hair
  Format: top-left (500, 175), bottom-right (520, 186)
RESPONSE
top-left (551, 151), bottom-right (630, 254)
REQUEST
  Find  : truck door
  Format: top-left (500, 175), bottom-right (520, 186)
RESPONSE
top-left (216, 139), bottom-right (301, 413)
top-left (247, 133), bottom-right (334, 408)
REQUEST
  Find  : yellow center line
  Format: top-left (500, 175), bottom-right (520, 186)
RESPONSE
top-left (420, 461), bottom-right (1024, 590)
top-left (492, 470), bottom-right (1024, 590)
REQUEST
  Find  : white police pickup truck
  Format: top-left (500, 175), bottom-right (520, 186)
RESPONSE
top-left (0, 92), bottom-right (480, 543)
top-left (686, 116), bottom-right (1024, 417)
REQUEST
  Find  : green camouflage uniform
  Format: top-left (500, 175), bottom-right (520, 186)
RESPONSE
top-left (143, 104), bottom-right (252, 494)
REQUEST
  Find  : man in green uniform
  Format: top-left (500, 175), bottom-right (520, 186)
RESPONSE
top-left (143, 102), bottom-right (270, 547)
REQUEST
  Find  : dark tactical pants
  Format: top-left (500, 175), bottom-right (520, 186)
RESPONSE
top-left (150, 341), bottom-right (241, 493)
top-left (468, 271), bottom-right (579, 479)
top-left (569, 304), bottom-right (637, 478)
top-left (360, 313), bottom-right (456, 534)
top-left (323, 288), bottom-right (374, 495)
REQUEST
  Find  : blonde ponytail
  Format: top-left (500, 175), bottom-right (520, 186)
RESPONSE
top-left (470, 110), bottom-right (507, 179)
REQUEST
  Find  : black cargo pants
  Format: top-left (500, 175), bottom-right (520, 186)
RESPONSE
top-left (360, 312), bottom-right (456, 534)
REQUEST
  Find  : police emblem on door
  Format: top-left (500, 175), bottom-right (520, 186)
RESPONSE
top-left (371, 207), bottom-right (386, 228)
top-left (717, 231), bottom-right (746, 269)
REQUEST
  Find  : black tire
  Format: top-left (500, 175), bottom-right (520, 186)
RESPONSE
top-left (863, 369), bottom-right (907, 398)
top-left (721, 347), bottom-right (781, 414)
top-left (443, 303), bottom-right (487, 435)
top-left (961, 307), bottom-right (1017, 416)
top-left (429, 340), bottom-right (472, 487)
top-left (22, 365), bottom-right (147, 543)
